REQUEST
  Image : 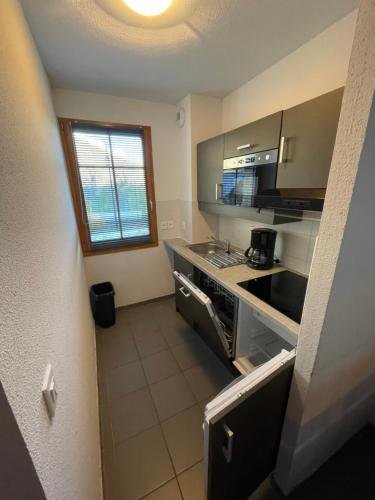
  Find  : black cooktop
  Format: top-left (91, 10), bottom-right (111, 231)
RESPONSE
top-left (238, 270), bottom-right (308, 324)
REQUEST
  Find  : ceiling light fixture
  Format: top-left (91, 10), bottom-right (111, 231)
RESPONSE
top-left (123, 0), bottom-right (172, 17)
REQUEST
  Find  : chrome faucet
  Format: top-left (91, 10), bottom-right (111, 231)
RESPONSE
top-left (225, 239), bottom-right (231, 254)
top-left (209, 235), bottom-right (231, 254)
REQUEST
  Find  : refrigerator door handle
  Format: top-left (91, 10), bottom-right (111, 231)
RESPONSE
top-left (222, 424), bottom-right (234, 463)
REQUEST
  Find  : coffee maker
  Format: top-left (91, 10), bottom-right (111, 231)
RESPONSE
top-left (245, 228), bottom-right (277, 270)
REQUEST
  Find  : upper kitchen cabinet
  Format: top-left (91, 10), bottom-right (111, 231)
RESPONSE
top-left (223, 111), bottom-right (282, 159)
top-left (197, 134), bottom-right (224, 204)
top-left (277, 87), bottom-right (344, 189)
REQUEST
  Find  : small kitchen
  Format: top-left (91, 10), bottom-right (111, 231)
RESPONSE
top-left (3, 2), bottom-right (375, 500)
top-left (64, 7), bottom-right (374, 498)
top-left (50, 7), bottom-right (375, 498)
top-left (159, 86), bottom-right (342, 499)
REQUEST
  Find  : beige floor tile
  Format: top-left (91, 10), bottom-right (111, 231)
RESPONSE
top-left (111, 387), bottom-right (158, 443)
top-left (171, 339), bottom-right (215, 371)
top-left (142, 349), bottom-right (180, 384)
top-left (177, 461), bottom-right (205, 500)
top-left (141, 479), bottom-right (182, 500)
top-left (183, 359), bottom-right (233, 402)
top-left (102, 335), bottom-right (139, 370)
top-left (161, 322), bottom-right (197, 348)
top-left (135, 330), bottom-right (168, 358)
top-left (162, 405), bottom-right (204, 474)
top-left (150, 373), bottom-right (196, 421)
top-left (106, 360), bottom-right (147, 401)
top-left (115, 426), bottom-right (174, 500)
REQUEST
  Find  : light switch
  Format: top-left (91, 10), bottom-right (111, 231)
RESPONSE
top-left (42, 364), bottom-right (57, 419)
top-left (161, 221), bottom-right (168, 230)
top-left (167, 220), bottom-right (174, 229)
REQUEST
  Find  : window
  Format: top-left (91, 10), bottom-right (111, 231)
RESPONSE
top-left (59, 118), bottom-right (158, 256)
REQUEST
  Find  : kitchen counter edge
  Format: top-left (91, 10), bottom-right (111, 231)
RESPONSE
top-left (164, 238), bottom-right (300, 339)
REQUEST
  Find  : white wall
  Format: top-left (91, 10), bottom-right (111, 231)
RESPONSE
top-left (53, 89), bottom-right (182, 306)
top-left (219, 216), bottom-right (320, 276)
top-left (177, 94), bottom-right (222, 243)
top-left (275, 0), bottom-right (375, 491)
top-left (222, 11), bottom-right (357, 131)
top-left (217, 11), bottom-right (358, 275)
top-left (0, 1), bottom-right (102, 499)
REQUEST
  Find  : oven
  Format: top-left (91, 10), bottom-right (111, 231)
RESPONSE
top-left (222, 149), bottom-right (278, 207)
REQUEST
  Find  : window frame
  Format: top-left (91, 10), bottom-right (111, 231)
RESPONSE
top-left (59, 117), bottom-right (158, 256)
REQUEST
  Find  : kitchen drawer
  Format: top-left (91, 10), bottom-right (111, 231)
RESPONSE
top-left (173, 252), bottom-right (194, 279)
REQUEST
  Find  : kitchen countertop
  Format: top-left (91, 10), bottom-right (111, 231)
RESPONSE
top-left (164, 238), bottom-right (300, 339)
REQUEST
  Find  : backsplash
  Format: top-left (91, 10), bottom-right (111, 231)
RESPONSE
top-left (218, 215), bottom-right (320, 276)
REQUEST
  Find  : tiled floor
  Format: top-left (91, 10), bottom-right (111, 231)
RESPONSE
top-left (96, 296), bottom-right (234, 500)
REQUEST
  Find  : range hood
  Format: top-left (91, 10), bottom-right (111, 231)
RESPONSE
top-left (255, 188), bottom-right (325, 212)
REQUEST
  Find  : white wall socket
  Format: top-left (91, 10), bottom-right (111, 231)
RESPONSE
top-left (161, 221), bottom-right (168, 230)
top-left (167, 220), bottom-right (174, 229)
top-left (42, 364), bottom-right (57, 419)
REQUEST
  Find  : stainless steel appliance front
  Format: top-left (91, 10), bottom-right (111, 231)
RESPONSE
top-left (221, 149), bottom-right (278, 207)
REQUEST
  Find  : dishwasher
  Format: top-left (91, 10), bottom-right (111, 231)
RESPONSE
top-left (173, 269), bottom-right (238, 374)
top-left (173, 256), bottom-right (296, 500)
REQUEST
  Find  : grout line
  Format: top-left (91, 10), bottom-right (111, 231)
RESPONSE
top-left (99, 298), bottom-right (209, 499)
top-left (133, 321), bottom-right (183, 499)
top-left (116, 293), bottom-right (175, 312)
top-left (130, 299), bottom-right (200, 499)
top-left (95, 333), bottom-right (119, 500)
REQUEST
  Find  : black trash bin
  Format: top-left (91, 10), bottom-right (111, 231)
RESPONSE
top-left (90, 282), bottom-right (116, 328)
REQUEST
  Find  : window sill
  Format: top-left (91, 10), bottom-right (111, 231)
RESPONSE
top-left (83, 240), bottom-right (159, 257)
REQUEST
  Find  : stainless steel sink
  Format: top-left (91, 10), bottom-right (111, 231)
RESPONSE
top-left (188, 241), bottom-right (247, 269)
top-left (188, 242), bottom-right (224, 255)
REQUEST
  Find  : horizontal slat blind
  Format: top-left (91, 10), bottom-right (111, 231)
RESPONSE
top-left (71, 124), bottom-right (151, 248)
top-left (236, 168), bottom-right (258, 207)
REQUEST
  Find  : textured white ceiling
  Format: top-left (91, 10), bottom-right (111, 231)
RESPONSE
top-left (20, 0), bottom-right (359, 104)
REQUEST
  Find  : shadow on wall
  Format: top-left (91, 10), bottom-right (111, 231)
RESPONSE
top-left (277, 368), bottom-right (375, 488)
top-left (0, 381), bottom-right (46, 499)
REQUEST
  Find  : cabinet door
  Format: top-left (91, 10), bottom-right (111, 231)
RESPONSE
top-left (204, 350), bottom-right (295, 500)
top-left (277, 87), bottom-right (344, 189)
top-left (197, 135), bottom-right (224, 204)
top-left (224, 112), bottom-right (282, 159)
top-left (173, 252), bottom-right (194, 279)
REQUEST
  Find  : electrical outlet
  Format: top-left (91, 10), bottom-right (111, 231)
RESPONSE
top-left (161, 221), bottom-right (168, 230)
top-left (182, 221), bottom-right (186, 230)
top-left (167, 220), bottom-right (174, 229)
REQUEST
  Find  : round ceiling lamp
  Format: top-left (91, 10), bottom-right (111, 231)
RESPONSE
top-left (123, 0), bottom-right (173, 17)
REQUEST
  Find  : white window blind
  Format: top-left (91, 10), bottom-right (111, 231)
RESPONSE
top-left (71, 124), bottom-right (151, 249)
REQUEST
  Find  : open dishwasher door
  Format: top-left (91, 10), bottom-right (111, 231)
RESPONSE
top-left (173, 271), bottom-right (234, 368)
top-left (203, 349), bottom-right (295, 500)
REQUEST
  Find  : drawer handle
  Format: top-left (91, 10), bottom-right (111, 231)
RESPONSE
top-left (237, 143), bottom-right (258, 151)
top-left (179, 286), bottom-right (191, 299)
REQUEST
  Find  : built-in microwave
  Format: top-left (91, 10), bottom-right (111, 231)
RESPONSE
top-left (222, 149), bottom-right (278, 207)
